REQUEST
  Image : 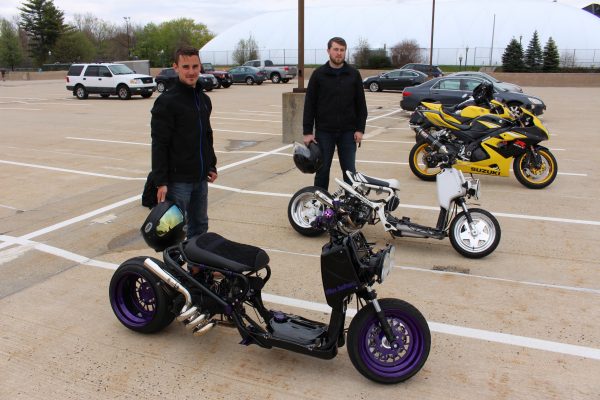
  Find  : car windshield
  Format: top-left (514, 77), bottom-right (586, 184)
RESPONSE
top-left (109, 64), bottom-right (135, 75)
top-left (480, 73), bottom-right (500, 83)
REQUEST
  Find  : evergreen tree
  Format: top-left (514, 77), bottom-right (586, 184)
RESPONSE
top-left (19, 0), bottom-right (68, 66)
top-left (542, 37), bottom-right (560, 72)
top-left (524, 30), bottom-right (543, 71)
top-left (501, 38), bottom-right (525, 72)
top-left (0, 19), bottom-right (24, 70)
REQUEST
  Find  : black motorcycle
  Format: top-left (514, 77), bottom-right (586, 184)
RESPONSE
top-left (109, 204), bottom-right (431, 384)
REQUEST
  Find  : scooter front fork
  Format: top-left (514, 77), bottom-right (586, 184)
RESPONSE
top-left (365, 287), bottom-right (396, 344)
top-left (456, 198), bottom-right (478, 236)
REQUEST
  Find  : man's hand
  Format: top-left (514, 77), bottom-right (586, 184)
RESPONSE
top-left (157, 185), bottom-right (167, 203)
top-left (207, 171), bottom-right (218, 183)
top-left (303, 134), bottom-right (316, 146)
top-left (354, 131), bottom-right (364, 145)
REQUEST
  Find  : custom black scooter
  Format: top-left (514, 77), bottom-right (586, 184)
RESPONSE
top-left (109, 204), bottom-right (430, 384)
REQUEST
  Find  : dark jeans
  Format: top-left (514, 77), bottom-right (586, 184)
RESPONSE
top-left (314, 130), bottom-right (357, 191)
top-left (167, 180), bottom-right (209, 238)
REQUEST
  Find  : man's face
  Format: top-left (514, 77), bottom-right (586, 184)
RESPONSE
top-left (174, 54), bottom-right (201, 87)
top-left (327, 42), bottom-right (346, 67)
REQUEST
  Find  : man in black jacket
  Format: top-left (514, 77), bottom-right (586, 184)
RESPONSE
top-left (151, 46), bottom-right (218, 238)
top-left (303, 37), bottom-right (367, 191)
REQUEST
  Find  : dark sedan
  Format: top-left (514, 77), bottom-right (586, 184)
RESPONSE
top-left (155, 68), bottom-right (216, 93)
top-left (400, 76), bottom-right (546, 115)
top-left (447, 71), bottom-right (523, 92)
top-left (227, 66), bottom-right (266, 85)
top-left (363, 69), bottom-right (427, 92)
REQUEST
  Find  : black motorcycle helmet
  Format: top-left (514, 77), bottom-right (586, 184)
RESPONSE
top-left (140, 200), bottom-right (186, 252)
top-left (293, 141), bottom-right (323, 174)
top-left (472, 82), bottom-right (494, 106)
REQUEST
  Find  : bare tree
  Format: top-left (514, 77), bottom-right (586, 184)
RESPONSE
top-left (390, 39), bottom-right (423, 67)
top-left (232, 33), bottom-right (259, 65)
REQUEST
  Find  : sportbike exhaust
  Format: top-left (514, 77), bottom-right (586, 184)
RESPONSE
top-left (143, 258), bottom-right (213, 335)
top-left (414, 126), bottom-right (448, 154)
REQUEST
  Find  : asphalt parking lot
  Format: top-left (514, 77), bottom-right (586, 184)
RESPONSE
top-left (1, 79), bottom-right (599, 399)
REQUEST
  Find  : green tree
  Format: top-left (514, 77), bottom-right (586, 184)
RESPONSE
top-left (524, 30), bottom-right (543, 71)
top-left (232, 34), bottom-right (259, 65)
top-left (135, 19), bottom-right (214, 66)
top-left (19, 0), bottom-right (70, 66)
top-left (0, 19), bottom-right (24, 70)
top-left (53, 30), bottom-right (95, 63)
top-left (542, 37), bottom-right (560, 72)
top-left (501, 38), bottom-right (525, 72)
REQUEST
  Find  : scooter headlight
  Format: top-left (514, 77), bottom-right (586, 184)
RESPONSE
top-left (377, 245), bottom-right (395, 283)
top-left (465, 178), bottom-right (480, 200)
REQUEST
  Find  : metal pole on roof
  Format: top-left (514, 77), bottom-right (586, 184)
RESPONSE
top-left (429, 0), bottom-right (435, 74)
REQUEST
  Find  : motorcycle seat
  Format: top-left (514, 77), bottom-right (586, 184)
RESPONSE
top-left (351, 172), bottom-right (400, 190)
top-left (183, 232), bottom-right (270, 273)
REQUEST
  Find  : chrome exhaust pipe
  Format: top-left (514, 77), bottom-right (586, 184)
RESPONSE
top-left (142, 258), bottom-right (209, 333)
top-left (414, 126), bottom-right (448, 154)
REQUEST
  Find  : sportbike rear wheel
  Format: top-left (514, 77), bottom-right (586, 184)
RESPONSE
top-left (409, 142), bottom-right (440, 181)
top-left (347, 298), bottom-right (430, 384)
top-left (513, 148), bottom-right (557, 189)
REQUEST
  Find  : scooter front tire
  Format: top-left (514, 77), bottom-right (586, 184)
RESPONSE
top-left (109, 257), bottom-right (176, 333)
top-left (449, 208), bottom-right (501, 258)
top-left (347, 298), bottom-right (430, 384)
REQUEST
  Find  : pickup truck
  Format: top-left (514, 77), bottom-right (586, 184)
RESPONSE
top-left (242, 59), bottom-right (297, 83)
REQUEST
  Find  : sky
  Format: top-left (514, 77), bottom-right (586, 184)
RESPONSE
top-left (0, 0), bottom-right (592, 34)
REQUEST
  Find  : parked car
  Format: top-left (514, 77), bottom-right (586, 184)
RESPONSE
top-left (363, 69), bottom-right (427, 92)
top-left (399, 63), bottom-right (444, 77)
top-left (227, 66), bottom-right (266, 85)
top-left (400, 76), bottom-right (546, 115)
top-left (201, 62), bottom-right (233, 88)
top-left (154, 68), bottom-right (217, 93)
top-left (66, 63), bottom-right (155, 100)
top-left (242, 59), bottom-right (297, 83)
top-left (447, 71), bottom-right (523, 92)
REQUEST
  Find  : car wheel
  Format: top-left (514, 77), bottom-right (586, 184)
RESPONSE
top-left (117, 85), bottom-right (131, 100)
top-left (271, 73), bottom-right (281, 83)
top-left (507, 101), bottom-right (524, 117)
top-left (245, 76), bottom-right (255, 85)
top-left (74, 85), bottom-right (88, 100)
top-left (369, 82), bottom-right (380, 92)
top-left (156, 82), bottom-right (166, 93)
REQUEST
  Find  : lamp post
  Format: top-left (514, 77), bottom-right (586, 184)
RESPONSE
top-left (123, 17), bottom-right (131, 59)
top-left (429, 0), bottom-right (436, 75)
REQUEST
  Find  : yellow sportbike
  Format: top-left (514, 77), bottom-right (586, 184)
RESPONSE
top-left (408, 106), bottom-right (557, 189)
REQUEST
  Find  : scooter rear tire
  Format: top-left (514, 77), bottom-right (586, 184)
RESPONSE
top-left (347, 298), bottom-right (430, 384)
top-left (109, 257), bottom-right (176, 333)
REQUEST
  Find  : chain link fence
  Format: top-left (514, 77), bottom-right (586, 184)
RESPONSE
top-left (200, 47), bottom-right (600, 68)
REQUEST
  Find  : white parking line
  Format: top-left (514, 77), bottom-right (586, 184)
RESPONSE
top-left (212, 116), bottom-right (281, 123)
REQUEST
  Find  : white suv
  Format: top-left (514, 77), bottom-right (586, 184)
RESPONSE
top-left (66, 63), bottom-right (156, 100)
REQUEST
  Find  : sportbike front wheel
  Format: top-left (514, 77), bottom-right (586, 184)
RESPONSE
top-left (513, 148), bottom-right (557, 189)
top-left (409, 142), bottom-right (440, 181)
top-left (287, 186), bottom-right (328, 236)
top-left (449, 208), bottom-right (500, 258)
top-left (347, 298), bottom-right (430, 384)
top-left (109, 257), bottom-right (175, 333)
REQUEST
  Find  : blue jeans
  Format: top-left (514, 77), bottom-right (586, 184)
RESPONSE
top-left (314, 131), bottom-right (357, 191)
top-left (167, 180), bottom-right (209, 238)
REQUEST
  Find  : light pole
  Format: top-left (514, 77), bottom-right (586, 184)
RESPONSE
top-left (429, 0), bottom-right (436, 75)
top-left (123, 17), bottom-right (131, 59)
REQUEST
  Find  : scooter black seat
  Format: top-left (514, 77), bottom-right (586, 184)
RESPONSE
top-left (351, 172), bottom-right (400, 190)
top-left (183, 232), bottom-right (270, 273)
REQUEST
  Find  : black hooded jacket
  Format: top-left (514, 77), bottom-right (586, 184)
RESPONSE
top-left (303, 61), bottom-right (367, 135)
top-left (151, 80), bottom-right (217, 186)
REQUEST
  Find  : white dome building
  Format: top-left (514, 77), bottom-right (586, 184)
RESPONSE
top-left (200, 0), bottom-right (600, 66)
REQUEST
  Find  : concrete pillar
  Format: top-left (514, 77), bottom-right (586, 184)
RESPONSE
top-left (282, 91), bottom-right (306, 144)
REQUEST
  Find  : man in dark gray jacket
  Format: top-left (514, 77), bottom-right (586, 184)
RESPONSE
top-left (151, 46), bottom-right (217, 238)
top-left (303, 37), bottom-right (367, 191)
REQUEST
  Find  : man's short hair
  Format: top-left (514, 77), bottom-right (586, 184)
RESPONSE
top-left (174, 46), bottom-right (200, 64)
top-left (327, 37), bottom-right (347, 49)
